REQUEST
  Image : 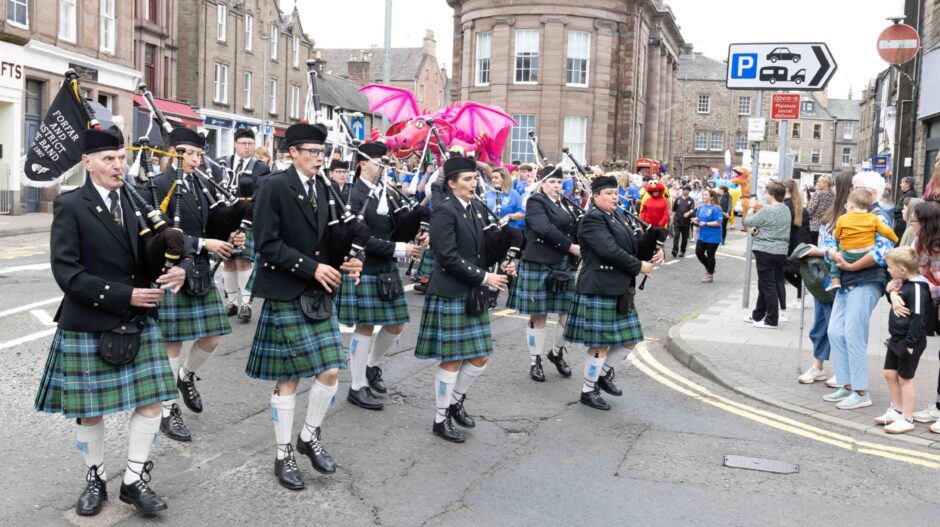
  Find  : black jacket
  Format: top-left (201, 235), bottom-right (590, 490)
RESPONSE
top-left (149, 168), bottom-right (211, 250)
top-left (349, 177), bottom-right (397, 275)
top-left (888, 278), bottom-right (934, 348)
top-left (574, 207), bottom-right (643, 296)
top-left (426, 194), bottom-right (487, 298)
top-left (672, 196), bottom-right (695, 227)
top-left (251, 166), bottom-right (339, 301)
top-left (51, 179), bottom-right (189, 331)
top-left (522, 193), bottom-right (576, 264)
top-left (211, 155), bottom-right (271, 194)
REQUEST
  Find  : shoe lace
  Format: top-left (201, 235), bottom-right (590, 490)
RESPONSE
top-left (533, 355), bottom-right (543, 368)
top-left (605, 368), bottom-right (616, 382)
top-left (169, 404), bottom-right (187, 429)
top-left (371, 366), bottom-right (384, 381)
top-left (84, 465), bottom-right (105, 492)
top-left (303, 424), bottom-right (326, 455)
top-left (181, 371), bottom-right (201, 395)
top-left (128, 460), bottom-right (155, 489)
top-left (451, 392), bottom-right (467, 413)
top-left (555, 346), bottom-right (567, 359)
top-left (279, 444), bottom-right (300, 472)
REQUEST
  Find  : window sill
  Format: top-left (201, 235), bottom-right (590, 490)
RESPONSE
top-left (474, 83), bottom-right (490, 87)
top-left (6, 20), bottom-right (28, 30)
top-left (697, 111), bottom-right (710, 115)
top-left (58, 36), bottom-right (76, 44)
top-left (513, 81), bottom-right (538, 85)
top-left (565, 83), bottom-right (589, 88)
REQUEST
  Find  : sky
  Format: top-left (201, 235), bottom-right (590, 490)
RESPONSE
top-left (293, 0), bottom-right (908, 100)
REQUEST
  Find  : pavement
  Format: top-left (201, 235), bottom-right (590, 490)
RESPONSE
top-left (667, 234), bottom-right (940, 448)
top-left (0, 212), bottom-right (52, 238)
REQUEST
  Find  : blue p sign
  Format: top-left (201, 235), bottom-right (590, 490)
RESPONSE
top-left (731, 53), bottom-right (758, 79)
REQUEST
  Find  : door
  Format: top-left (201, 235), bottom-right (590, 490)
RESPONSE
top-left (24, 79), bottom-right (43, 213)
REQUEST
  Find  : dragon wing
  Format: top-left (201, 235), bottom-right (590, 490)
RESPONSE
top-left (358, 84), bottom-right (420, 124)
top-left (447, 102), bottom-right (517, 142)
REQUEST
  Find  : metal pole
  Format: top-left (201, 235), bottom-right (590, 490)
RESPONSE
top-left (261, 36), bottom-right (268, 149)
top-left (742, 90), bottom-right (763, 308)
top-left (382, 0), bottom-right (392, 131)
top-left (778, 120), bottom-right (790, 181)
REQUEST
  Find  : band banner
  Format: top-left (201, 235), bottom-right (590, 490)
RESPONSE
top-left (22, 80), bottom-right (88, 186)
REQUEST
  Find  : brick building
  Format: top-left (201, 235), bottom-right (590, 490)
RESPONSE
top-left (447, 0), bottom-right (685, 167)
top-left (912, 0), bottom-right (940, 191)
top-left (1, 0), bottom-right (140, 213)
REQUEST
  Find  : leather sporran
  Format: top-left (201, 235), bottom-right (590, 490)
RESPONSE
top-left (186, 259), bottom-right (213, 297)
top-left (544, 269), bottom-right (572, 295)
top-left (377, 270), bottom-right (404, 301)
top-left (616, 289), bottom-right (635, 315)
top-left (300, 288), bottom-right (334, 321)
top-left (98, 319), bottom-right (144, 366)
top-left (466, 286), bottom-right (489, 316)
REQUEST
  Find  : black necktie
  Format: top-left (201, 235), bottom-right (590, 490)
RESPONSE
top-left (108, 191), bottom-right (122, 226)
top-left (184, 174), bottom-right (193, 192)
top-left (235, 159), bottom-right (244, 176)
top-left (307, 179), bottom-right (317, 209)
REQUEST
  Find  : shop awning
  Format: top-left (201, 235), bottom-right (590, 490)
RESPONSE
top-left (274, 126), bottom-right (287, 138)
top-left (133, 95), bottom-right (204, 129)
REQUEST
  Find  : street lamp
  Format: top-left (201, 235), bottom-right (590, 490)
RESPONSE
top-left (260, 34), bottom-right (272, 150)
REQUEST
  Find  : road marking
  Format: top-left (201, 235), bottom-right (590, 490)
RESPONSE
top-left (629, 346), bottom-right (940, 469)
top-left (0, 328), bottom-right (57, 350)
top-left (716, 252), bottom-right (746, 261)
top-left (30, 309), bottom-right (56, 326)
top-left (664, 260), bottom-right (679, 266)
top-left (491, 308), bottom-right (556, 324)
top-left (404, 283), bottom-right (415, 293)
top-left (0, 262), bottom-right (51, 274)
top-left (0, 249), bottom-right (47, 260)
top-left (0, 296), bottom-right (61, 318)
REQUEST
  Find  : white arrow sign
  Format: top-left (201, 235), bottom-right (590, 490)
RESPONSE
top-left (351, 118), bottom-right (365, 140)
top-left (726, 42), bottom-right (836, 90)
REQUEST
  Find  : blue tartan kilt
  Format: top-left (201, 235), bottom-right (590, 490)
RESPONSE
top-left (34, 320), bottom-right (176, 418)
top-left (506, 257), bottom-right (576, 315)
top-left (232, 226), bottom-right (255, 261)
top-left (415, 295), bottom-right (492, 362)
top-left (563, 293), bottom-right (644, 348)
top-left (336, 273), bottom-right (410, 326)
top-left (246, 298), bottom-right (346, 381)
top-left (417, 250), bottom-right (435, 277)
top-left (157, 287), bottom-right (232, 342)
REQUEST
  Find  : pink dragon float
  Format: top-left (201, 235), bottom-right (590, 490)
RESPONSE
top-left (358, 84), bottom-right (516, 165)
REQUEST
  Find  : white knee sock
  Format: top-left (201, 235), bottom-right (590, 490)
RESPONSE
top-left (552, 322), bottom-right (571, 352)
top-left (582, 354), bottom-right (605, 393)
top-left (452, 362), bottom-right (486, 405)
top-left (367, 328), bottom-right (398, 368)
top-left (526, 326), bottom-right (545, 365)
top-left (222, 269), bottom-right (240, 302)
top-left (123, 413), bottom-right (160, 485)
top-left (435, 368), bottom-right (459, 423)
top-left (270, 393), bottom-right (295, 460)
top-left (601, 346), bottom-right (630, 376)
top-left (300, 379), bottom-right (338, 441)
top-left (237, 269), bottom-right (252, 304)
top-left (348, 333), bottom-right (372, 390)
top-left (181, 342), bottom-right (214, 377)
top-left (76, 420), bottom-right (106, 480)
top-left (163, 355), bottom-right (181, 417)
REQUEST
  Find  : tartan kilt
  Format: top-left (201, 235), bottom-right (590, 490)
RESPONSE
top-left (506, 257), bottom-right (575, 315)
top-left (157, 287), bottom-right (232, 342)
top-left (336, 273), bottom-right (410, 326)
top-left (415, 295), bottom-right (492, 362)
top-left (563, 293), bottom-right (644, 348)
top-left (417, 250), bottom-right (435, 277)
top-left (34, 320), bottom-right (176, 418)
top-left (232, 226), bottom-right (255, 261)
top-left (246, 298), bottom-right (346, 381)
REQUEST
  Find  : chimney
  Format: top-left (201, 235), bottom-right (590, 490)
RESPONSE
top-left (347, 51), bottom-right (372, 85)
top-left (423, 29), bottom-right (436, 57)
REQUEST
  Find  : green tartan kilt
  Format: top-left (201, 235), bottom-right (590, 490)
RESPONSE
top-left (246, 298), bottom-right (346, 381)
top-left (232, 226), bottom-right (255, 261)
top-left (506, 257), bottom-right (575, 315)
top-left (415, 295), bottom-right (492, 362)
top-left (245, 255), bottom-right (259, 293)
top-left (157, 287), bottom-right (232, 342)
top-left (417, 250), bottom-right (435, 277)
top-left (563, 293), bottom-right (644, 348)
top-left (336, 273), bottom-right (410, 326)
top-left (34, 320), bottom-right (176, 418)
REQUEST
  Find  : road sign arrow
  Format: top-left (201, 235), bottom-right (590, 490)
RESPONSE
top-left (809, 45), bottom-right (831, 87)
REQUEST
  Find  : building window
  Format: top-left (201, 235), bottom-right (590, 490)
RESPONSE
top-left (697, 95), bottom-right (710, 114)
top-left (475, 32), bottom-right (491, 86)
top-left (144, 44), bottom-right (157, 93)
top-left (801, 100), bottom-right (815, 113)
top-left (563, 116), bottom-right (588, 163)
top-left (292, 36), bottom-right (300, 68)
top-left (59, 0), bottom-right (76, 42)
top-left (811, 149), bottom-right (821, 164)
top-left (566, 31), bottom-right (590, 86)
top-left (813, 123), bottom-right (822, 139)
top-left (418, 84), bottom-right (424, 101)
top-left (842, 147), bottom-right (852, 166)
top-left (213, 63), bottom-right (228, 103)
top-left (514, 29), bottom-right (539, 84)
top-left (694, 131), bottom-right (708, 151)
top-left (773, 121), bottom-right (780, 135)
top-left (709, 131), bottom-right (723, 151)
top-left (791, 122), bottom-right (801, 138)
top-left (269, 79), bottom-right (277, 114)
top-left (271, 25), bottom-right (278, 60)
top-left (145, 0), bottom-right (158, 22)
top-left (243, 71), bottom-right (252, 109)
top-left (792, 149), bottom-right (801, 164)
top-left (97, 94), bottom-right (113, 111)
top-left (843, 121), bottom-right (856, 140)
top-left (245, 14), bottom-right (253, 51)
top-left (99, 0), bottom-right (116, 54)
top-left (738, 96), bottom-right (751, 116)
top-left (6, 0), bottom-right (27, 27)
top-left (163, 56), bottom-right (170, 97)
top-left (736, 132), bottom-right (748, 152)
top-left (217, 4), bottom-right (226, 42)
top-left (510, 114), bottom-right (536, 162)
top-left (289, 85), bottom-right (300, 120)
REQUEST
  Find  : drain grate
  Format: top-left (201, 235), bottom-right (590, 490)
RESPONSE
top-left (723, 455), bottom-right (799, 474)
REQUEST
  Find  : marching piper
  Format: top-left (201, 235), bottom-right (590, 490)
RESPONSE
top-left (247, 123), bottom-right (363, 490)
top-left (414, 155), bottom-right (515, 443)
top-left (328, 159), bottom-right (352, 203)
top-left (564, 175), bottom-right (663, 410)
top-left (35, 129), bottom-right (188, 516)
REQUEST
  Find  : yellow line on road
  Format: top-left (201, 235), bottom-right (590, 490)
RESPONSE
top-left (716, 252), bottom-right (746, 261)
top-left (492, 308), bottom-right (557, 324)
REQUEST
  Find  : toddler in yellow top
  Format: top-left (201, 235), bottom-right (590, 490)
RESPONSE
top-left (828, 187), bottom-right (899, 291)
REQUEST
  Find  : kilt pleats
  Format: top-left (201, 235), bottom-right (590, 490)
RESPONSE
top-left (157, 287), bottom-right (231, 342)
top-left (563, 293), bottom-right (644, 348)
top-left (506, 256), bottom-right (575, 315)
top-left (336, 273), bottom-right (410, 326)
top-left (414, 295), bottom-right (492, 362)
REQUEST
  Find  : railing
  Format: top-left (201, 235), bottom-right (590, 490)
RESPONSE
top-left (0, 163), bottom-right (13, 214)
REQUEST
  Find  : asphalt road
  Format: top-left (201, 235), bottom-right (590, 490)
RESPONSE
top-left (2, 230), bottom-right (938, 526)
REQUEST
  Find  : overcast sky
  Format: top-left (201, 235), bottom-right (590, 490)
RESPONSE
top-left (293, 0), bottom-right (908, 100)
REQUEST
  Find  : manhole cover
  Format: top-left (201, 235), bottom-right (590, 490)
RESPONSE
top-left (723, 455), bottom-right (799, 474)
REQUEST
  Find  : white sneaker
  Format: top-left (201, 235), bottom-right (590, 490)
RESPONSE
top-left (825, 375), bottom-right (840, 388)
top-left (885, 417), bottom-right (915, 434)
top-left (778, 311), bottom-right (789, 322)
top-left (874, 407), bottom-right (902, 425)
top-left (753, 320), bottom-right (778, 329)
top-left (836, 392), bottom-right (873, 410)
top-left (743, 314), bottom-right (755, 323)
top-left (798, 366), bottom-right (827, 384)
top-left (930, 420), bottom-right (940, 434)
top-left (790, 300), bottom-right (804, 310)
top-left (912, 406), bottom-right (940, 423)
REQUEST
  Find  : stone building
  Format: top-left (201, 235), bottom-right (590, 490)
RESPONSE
top-left (1, 0), bottom-right (139, 213)
top-left (447, 0), bottom-right (685, 167)
top-left (912, 0), bottom-right (940, 191)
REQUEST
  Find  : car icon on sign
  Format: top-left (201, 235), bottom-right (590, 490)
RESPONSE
top-left (791, 69), bottom-right (806, 84)
top-left (759, 66), bottom-right (788, 84)
top-left (767, 47), bottom-right (801, 63)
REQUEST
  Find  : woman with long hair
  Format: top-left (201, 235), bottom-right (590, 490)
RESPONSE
top-left (692, 189), bottom-right (724, 282)
top-left (781, 179), bottom-right (811, 311)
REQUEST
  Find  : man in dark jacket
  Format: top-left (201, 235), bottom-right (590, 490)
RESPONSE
top-left (894, 177), bottom-right (918, 240)
top-left (671, 186), bottom-right (695, 257)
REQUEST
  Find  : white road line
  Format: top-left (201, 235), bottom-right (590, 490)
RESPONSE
top-left (0, 296), bottom-right (62, 318)
top-left (30, 309), bottom-right (56, 326)
top-left (0, 328), bottom-right (57, 350)
top-left (404, 283), bottom-right (415, 293)
top-left (0, 263), bottom-right (51, 274)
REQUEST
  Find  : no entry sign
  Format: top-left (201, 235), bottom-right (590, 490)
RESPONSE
top-left (877, 23), bottom-right (920, 65)
top-left (771, 94), bottom-right (801, 120)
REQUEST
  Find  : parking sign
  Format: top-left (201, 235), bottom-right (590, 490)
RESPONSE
top-left (726, 43), bottom-right (836, 90)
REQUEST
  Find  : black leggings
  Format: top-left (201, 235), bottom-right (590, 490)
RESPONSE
top-left (695, 240), bottom-right (719, 274)
top-left (721, 218), bottom-right (729, 242)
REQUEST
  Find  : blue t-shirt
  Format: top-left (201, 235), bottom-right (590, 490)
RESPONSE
top-left (485, 188), bottom-right (525, 230)
top-left (696, 204), bottom-right (724, 244)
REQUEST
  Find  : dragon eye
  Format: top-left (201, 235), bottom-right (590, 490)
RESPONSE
top-left (415, 121), bottom-right (425, 129)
